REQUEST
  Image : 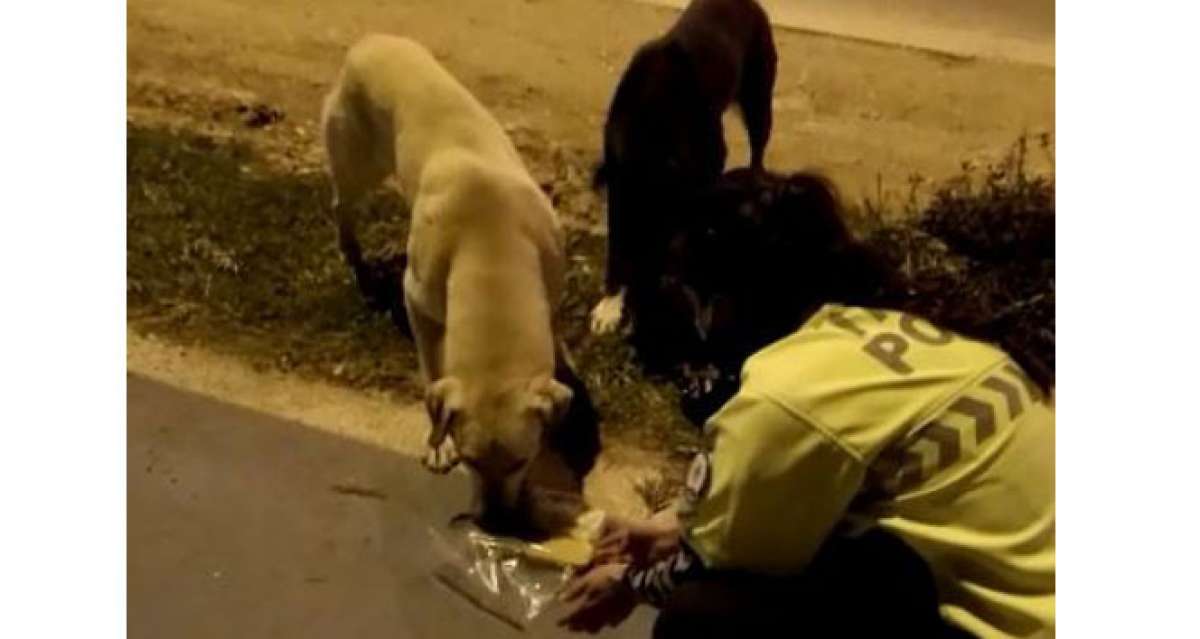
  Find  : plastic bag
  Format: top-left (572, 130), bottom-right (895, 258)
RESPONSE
top-left (430, 511), bottom-right (605, 629)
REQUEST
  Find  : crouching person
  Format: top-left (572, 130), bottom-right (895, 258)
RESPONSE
top-left (558, 305), bottom-right (1054, 638)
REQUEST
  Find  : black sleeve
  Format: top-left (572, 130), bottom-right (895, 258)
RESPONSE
top-left (621, 541), bottom-right (707, 607)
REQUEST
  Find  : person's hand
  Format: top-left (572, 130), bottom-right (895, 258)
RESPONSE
top-left (557, 563), bottom-right (637, 633)
top-left (592, 512), bottom-right (681, 567)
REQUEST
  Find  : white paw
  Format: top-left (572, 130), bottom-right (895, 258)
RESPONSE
top-left (423, 437), bottom-right (460, 474)
top-left (590, 293), bottom-right (626, 335)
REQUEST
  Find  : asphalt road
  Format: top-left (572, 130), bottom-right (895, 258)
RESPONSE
top-left (128, 374), bottom-right (654, 638)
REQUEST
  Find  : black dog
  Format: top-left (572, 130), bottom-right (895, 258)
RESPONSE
top-left (590, 0), bottom-right (777, 371)
top-left (665, 168), bottom-right (893, 423)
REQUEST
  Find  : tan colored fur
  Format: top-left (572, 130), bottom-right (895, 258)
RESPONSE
top-left (321, 35), bottom-right (572, 508)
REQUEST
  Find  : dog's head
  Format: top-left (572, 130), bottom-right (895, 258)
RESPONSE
top-left (425, 376), bottom-right (574, 522)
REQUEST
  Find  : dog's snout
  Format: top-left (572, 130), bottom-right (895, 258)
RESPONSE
top-left (461, 439), bottom-right (527, 477)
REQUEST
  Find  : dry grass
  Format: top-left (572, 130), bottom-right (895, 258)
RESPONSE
top-left (852, 134), bottom-right (1055, 383)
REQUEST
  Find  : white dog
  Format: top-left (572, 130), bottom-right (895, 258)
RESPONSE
top-left (320, 35), bottom-right (574, 512)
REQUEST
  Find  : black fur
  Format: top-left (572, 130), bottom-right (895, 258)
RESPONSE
top-left (597, 0), bottom-right (777, 369)
top-left (548, 343), bottom-right (602, 483)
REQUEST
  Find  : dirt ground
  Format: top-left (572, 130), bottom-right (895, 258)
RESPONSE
top-left (129, 329), bottom-right (671, 518)
top-left (126, 0), bottom-right (1054, 509)
top-left (127, 0), bottom-right (1053, 201)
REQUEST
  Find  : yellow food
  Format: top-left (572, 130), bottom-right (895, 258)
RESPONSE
top-left (523, 537), bottom-right (593, 567)
top-left (569, 510), bottom-right (607, 541)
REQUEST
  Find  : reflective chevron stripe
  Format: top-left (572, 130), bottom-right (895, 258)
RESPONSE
top-left (982, 374), bottom-right (1023, 419)
top-left (948, 396), bottom-right (996, 443)
top-left (1004, 364), bottom-right (1044, 404)
top-left (873, 363), bottom-right (1041, 494)
top-left (921, 422), bottom-right (961, 468)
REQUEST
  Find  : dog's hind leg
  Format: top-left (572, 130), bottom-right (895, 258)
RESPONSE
top-left (404, 291), bottom-right (445, 385)
top-left (738, 26), bottom-right (778, 169)
top-left (321, 84), bottom-right (398, 310)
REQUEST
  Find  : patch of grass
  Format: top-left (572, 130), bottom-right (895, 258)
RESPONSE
top-left (557, 230), bottom-right (698, 451)
top-left (127, 115), bottom-right (1051, 480)
top-left (127, 123), bottom-right (698, 453)
top-left (850, 135), bottom-right (1055, 383)
top-left (128, 124), bottom-right (420, 394)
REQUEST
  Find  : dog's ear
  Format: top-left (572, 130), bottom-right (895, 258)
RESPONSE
top-left (525, 377), bottom-right (574, 428)
top-left (425, 377), bottom-right (464, 433)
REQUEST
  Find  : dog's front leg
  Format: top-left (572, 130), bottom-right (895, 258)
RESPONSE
top-left (409, 298), bottom-right (458, 473)
top-left (423, 427), bottom-right (459, 474)
top-left (422, 376), bottom-right (460, 474)
top-left (404, 292), bottom-right (445, 382)
top-left (592, 187), bottom-right (632, 335)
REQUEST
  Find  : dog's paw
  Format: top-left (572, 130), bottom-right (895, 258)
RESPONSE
top-left (422, 437), bottom-right (460, 474)
top-left (589, 294), bottom-right (625, 335)
top-left (353, 255), bottom-right (403, 313)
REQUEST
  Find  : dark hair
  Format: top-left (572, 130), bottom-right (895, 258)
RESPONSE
top-left (682, 168), bottom-right (1054, 394)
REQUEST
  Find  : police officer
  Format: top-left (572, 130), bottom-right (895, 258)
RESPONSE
top-left (557, 304), bottom-right (1054, 637)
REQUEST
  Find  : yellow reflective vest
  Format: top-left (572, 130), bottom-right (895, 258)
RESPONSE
top-left (681, 304), bottom-right (1054, 638)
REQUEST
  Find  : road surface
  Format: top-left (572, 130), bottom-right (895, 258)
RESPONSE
top-left (128, 375), bottom-right (654, 638)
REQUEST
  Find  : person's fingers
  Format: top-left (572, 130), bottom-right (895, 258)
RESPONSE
top-left (588, 598), bottom-right (627, 633)
top-left (598, 524), bottom-right (625, 540)
top-left (596, 530), bottom-right (627, 549)
top-left (559, 575), bottom-right (590, 603)
top-left (558, 610), bottom-right (584, 629)
top-left (596, 538), bottom-right (626, 554)
top-left (591, 547), bottom-right (623, 565)
top-left (558, 592), bottom-right (602, 629)
top-left (594, 532), bottom-right (629, 558)
top-left (558, 595), bottom-right (589, 625)
top-left (600, 513), bottom-right (629, 534)
top-left (593, 541), bottom-right (619, 557)
top-left (604, 603), bottom-right (634, 629)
